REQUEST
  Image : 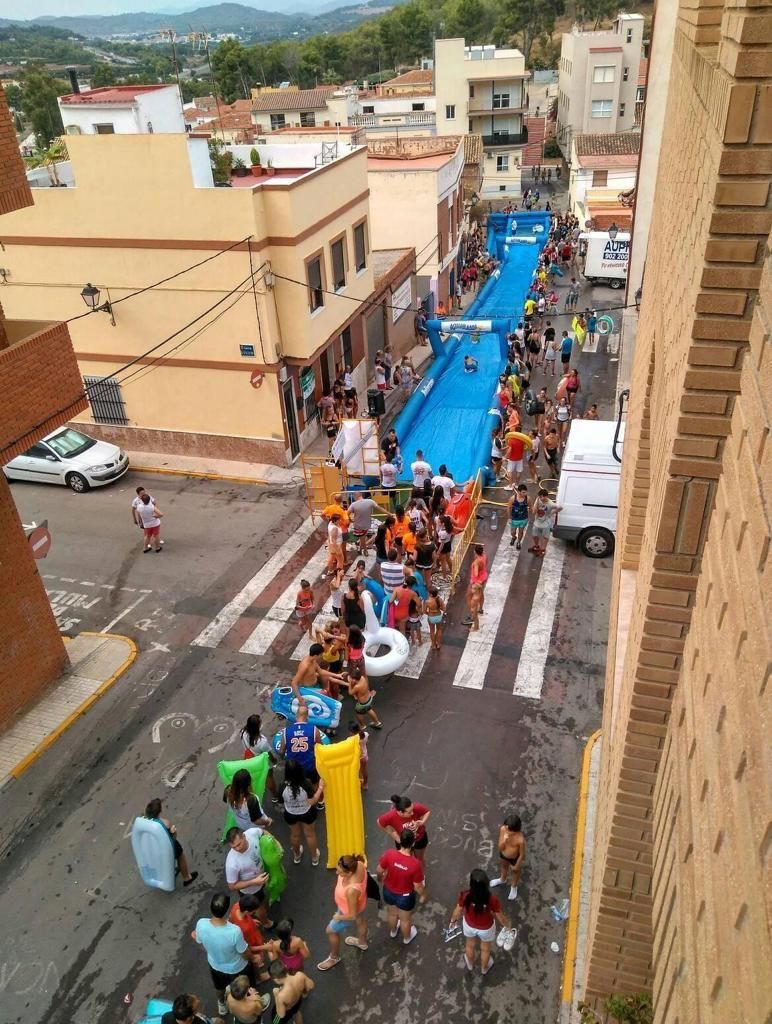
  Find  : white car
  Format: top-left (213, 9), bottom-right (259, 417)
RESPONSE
top-left (3, 427), bottom-right (130, 492)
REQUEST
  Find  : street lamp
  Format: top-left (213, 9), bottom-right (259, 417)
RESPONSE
top-left (608, 222), bottom-right (619, 240)
top-left (80, 283), bottom-right (116, 326)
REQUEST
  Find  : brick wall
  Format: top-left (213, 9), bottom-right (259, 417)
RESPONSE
top-left (0, 320), bottom-right (89, 461)
top-left (0, 85), bottom-right (33, 216)
top-left (72, 421), bottom-right (287, 465)
top-left (0, 473), bottom-right (69, 724)
top-left (583, 0), bottom-right (772, 1016)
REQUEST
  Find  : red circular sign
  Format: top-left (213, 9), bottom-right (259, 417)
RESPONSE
top-left (250, 369), bottom-right (264, 389)
top-left (28, 526), bottom-right (52, 559)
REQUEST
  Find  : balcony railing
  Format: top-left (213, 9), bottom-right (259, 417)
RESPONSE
top-left (481, 129), bottom-right (528, 147)
top-left (350, 112), bottom-right (436, 128)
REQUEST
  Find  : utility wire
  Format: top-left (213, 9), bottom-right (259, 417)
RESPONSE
top-left (2, 266), bottom-right (263, 459)
top-left (60, 235), bottom-right (254, 325)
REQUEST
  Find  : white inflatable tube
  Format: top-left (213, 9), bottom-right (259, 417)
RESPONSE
top-left (362, 591), bottom-right (410, 677)
top-left (504, 235), bottom-right (537, 244)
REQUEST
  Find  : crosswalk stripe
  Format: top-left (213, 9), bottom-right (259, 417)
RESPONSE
top-left (191, 516), bottom-right (319, 649)
top-left (512, 542), bottom-right (565, 698)
top-left (452, 527), bottom-right (521, 690)
top-left (290, 552), bottom-right (378, 661)
top-left (239, 542), bottom-right (331, 656)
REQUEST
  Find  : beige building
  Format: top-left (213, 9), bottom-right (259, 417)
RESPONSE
top-left (434, 37), bottom-right (529, 197)
top-left (581, 0), bottom-right (772, 1021)
top-left (569, 132), bottom-right (640, 229)
top-left (378, 69), bottom-right (434, 96)
top-left (0, 131), bottom-right (415, 465)
top-left (366, 136), bottom-right (465, 312)
top-left (557, 13), bottom-right (644, 158)
top-left (252, 86), bottom-right (341, 133)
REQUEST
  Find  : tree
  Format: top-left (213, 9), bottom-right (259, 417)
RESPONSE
top-left (2, 83), bottom-right (23, 111)
top-left (21, 67), bottom-right (64, 149)
top-left (497, 0), bottom-right (564, 65)
top-left (90, 63), bottom-right (116, 87)
top-left (444, 0), bottom-right (495, 43)
top-left (573, 0), bottom-right (619, 29)
top-left (211, 38), bottom-right (252, 103)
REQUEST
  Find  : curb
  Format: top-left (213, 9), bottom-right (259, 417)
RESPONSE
top-left (9, 633), bottom-right (138, 780)
top-left (130, 464), bottom-right (278, 486)
top-left (560, 728), bottom-right (602, 1015)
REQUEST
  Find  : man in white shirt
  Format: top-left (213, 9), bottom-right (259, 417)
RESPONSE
top-left (225, 826), bottom-right (270, 901)
top-left (131, 487), bottom-right (161, 548)
top-left (431, 465), bottom-right (456, 501)
top-left (381, 460), bottom-right (398, 494)
top-left (411, 450), bottom-right (432, 490)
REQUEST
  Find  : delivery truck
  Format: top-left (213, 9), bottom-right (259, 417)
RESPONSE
top-left (553, 419), bottom-right (624, 557)
top-left (578, 231), bottom-right (630, 289)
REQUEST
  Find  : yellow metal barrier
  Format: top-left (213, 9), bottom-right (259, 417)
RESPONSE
top-left (449, 470), bottom-right (483, 588)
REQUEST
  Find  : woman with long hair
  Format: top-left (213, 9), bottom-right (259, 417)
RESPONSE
top-left (260, 918), bottom-right (311, 974)
top-left (317, 853), bottom-right (369, 970)
top-left (448, 869), bottom-right (511, 975)
top-left (377, 794), bottom-right (431, 864)
top-left (342, 579), bottom-right (366, 633)
top-left (239, 714), bottom-right (279, 802)
top-left (374, 516), bottom-right (395, 564)
top-left (223, 768), bottom-right (272, 833)
top-left (281, 759), bottom-right (324, 867)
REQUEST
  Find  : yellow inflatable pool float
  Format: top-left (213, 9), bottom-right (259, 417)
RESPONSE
top-left (315, 736), bottom-right (364, 868)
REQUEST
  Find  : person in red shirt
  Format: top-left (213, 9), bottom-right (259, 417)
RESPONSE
top-left (504, 429), bottom-right (533, 489)
top-left (448, 869), bottom-right (511, 976)
top-left (377, 795), bottom-right (431, 864)
top-left (230, 893), bottom-right (270, 980)
top-left (376, 830), bottom-right (427, 945)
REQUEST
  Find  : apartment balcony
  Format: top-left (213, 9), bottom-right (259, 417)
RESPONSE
top-left (0, 318), bottom-right (88, 461)
top-left (350, 111), bottom-right (436, 129)
top-left (481, 129), bottom-right (528, 148)
top-left (469, 98), bottom-right (528, 116)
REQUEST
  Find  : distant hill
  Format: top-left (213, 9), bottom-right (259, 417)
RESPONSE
top-left (0, 1), bottom-right (393, 39)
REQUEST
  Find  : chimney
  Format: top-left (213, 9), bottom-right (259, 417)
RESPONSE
top-left (66, 67), bottom-right (80, 95)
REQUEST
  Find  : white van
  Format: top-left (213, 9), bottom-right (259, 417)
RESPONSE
top-left (553, 419), bottom-right (623, 557)
top-left (578, 231), bottom-right (630, 289)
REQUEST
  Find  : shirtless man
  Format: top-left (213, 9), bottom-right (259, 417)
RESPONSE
top-left (490, 814), bottom-right (526, 900)
top-left (225, 975), bottom-right (270, 1024)
top-left (346, 666), bottom-right (383, 730)
top-left (289, 644), bottom-right (346, 701)
top-left (270, 960), bottom-right (315, 1024)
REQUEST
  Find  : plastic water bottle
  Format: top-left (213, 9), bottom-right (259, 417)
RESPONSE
top-left (490, 509), bottom-right (499, 531)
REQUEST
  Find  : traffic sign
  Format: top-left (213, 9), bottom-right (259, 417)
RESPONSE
top-left (250, 369), bottom-right (264, 389)
top-left (28, 523), bottom-right (52, 559)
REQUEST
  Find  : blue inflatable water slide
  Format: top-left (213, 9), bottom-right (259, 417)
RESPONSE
top-left (393, 211), bottom-right (551, 482)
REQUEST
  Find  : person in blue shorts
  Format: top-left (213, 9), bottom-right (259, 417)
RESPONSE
top-left (509, 484), bottom-right (530, 550)
top-left (463, 355), bottom-right (479, 373)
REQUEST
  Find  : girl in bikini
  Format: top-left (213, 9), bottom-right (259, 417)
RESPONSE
top-left (425, 587), bottom-right (445, 651)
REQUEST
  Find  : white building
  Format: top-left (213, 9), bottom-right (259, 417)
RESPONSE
top-left (58, 84), bottom-right (185, 136)
top-left (434, 38), bottom-right (529, 198)
top-left (568, 132), bottom-right (640, 228)
top-left (556, 13), bottom-right (644, 157)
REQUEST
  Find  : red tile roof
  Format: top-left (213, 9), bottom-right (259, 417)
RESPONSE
top-left (252, 87), bottom-right (338, 112)
top-left (60, 84), bottom-right (171, 105)
top-left (575, 132), bottom-right (641, 157)
top-left (381, 69), bottom-right (433, 87)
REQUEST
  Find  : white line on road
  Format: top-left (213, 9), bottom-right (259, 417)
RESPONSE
top-left (100, 592), bottom-right (150, 634)
top-left (452, 527), bottom-right (521, 690)
top-left (513, 542), bottom-right (566, 699)
top-left (192, 517), bottom-right (318, 649)
top-left (42, 574), bottom-right (56, 580)
top-left (239, 541), bottom-right (330, 656)
top-left (61, 577), bottom-right (76, 583)
top-left (80, 581), bottom-right (95, 587)
top-left (290, 552), bottom-right (377, 661)
top-left (120, 587), bottom-right (136, 593)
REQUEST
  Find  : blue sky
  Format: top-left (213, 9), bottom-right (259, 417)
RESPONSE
top-left (0, 0), bottom-right (316, 17)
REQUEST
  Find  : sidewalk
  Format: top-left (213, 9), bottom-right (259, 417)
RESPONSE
top-left (0, 633), bottom-right (136, 784)
top-left (560, 730), bottom-right (603, 1023)
top-left (128, 451), bottom-right (303, 486)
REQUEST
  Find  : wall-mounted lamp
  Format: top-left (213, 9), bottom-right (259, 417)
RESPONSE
top-left (608, 222), bottom-right (619, 240)
top-left (80, 283), bottom-right (116, 326)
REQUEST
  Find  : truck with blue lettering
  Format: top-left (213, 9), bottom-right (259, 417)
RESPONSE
top-left (578, 231), bottom-right (630, 289)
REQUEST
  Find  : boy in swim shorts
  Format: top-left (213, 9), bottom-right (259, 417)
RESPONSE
top-left (347, 666), bottom-right (383, 730)
top-left (270, 959), bottom-right (314, 1024)
top-left (490, 814), bottom-right (526, 900)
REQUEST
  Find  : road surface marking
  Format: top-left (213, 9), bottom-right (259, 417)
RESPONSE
top-left (290, 551), bottom-right (378, 661)
top-left (513, 543), bottom-right (565, 698)
top-left (100, 592), bottom-right (150, 634)
top-left (162, 760), bottom-right (195, 789)
top-left (192, 516), bottom-right (318, 648)
top-left (42, 574), bottom-right (56, 580)
top-left (152, 712), bottom-right (199, 743)
top-left (397, 572), bottom-right (452, 679)
top-left (452, 528), bottom-right (521, 690)
top-left (239, 541), bottom-right (329, 656)
top-left (100, 584), bottom-right (115, 590)
top-left (119, 587), bottom-right (136, 593)
top-left (61, 577), bottom-right (76, 583)
top-left (80, 581), bottom-right (95, 587)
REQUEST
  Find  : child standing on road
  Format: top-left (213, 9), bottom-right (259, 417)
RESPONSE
top-left (347, 666), bottom-right (383, 730)
top-left (466, 583), bottom-right (483, 632)
top-left (490, 814), bottom-right (527, 901)
top-left (295, 580), bottom-right (315, 637)
top-left (425, 587), bottom-right (445, 651)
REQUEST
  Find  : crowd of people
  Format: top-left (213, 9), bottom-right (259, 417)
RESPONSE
top-left (135, 207), bottom-right (605, 1024)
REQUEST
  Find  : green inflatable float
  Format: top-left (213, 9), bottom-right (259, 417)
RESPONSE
top-left (217, 755), bottom-right (287, 904)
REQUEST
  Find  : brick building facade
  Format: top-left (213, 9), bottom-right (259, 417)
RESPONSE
top-left (581, 0), bottom-right (771, 1019)
top-left (0, 86), bottom-right (87, 725)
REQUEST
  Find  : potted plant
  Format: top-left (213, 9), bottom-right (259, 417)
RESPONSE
top-left (265, 158), bottom-right (276, 177)
top-left (250, 147), bottom-right (263, 176)
top-left (232, 156), bottom-right (248, 178)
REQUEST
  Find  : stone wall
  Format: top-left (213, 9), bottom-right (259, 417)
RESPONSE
top-left (582, 0), bottom-right (772, 1016)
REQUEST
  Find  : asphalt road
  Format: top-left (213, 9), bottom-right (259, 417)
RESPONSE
top-left (0, 284), bottom-right (620, 1024)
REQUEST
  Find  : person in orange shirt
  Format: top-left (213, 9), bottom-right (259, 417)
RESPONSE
top-left (391, 505), bottom-right (410, 541)
top-left (402, 524), bottom-right (418, 558)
